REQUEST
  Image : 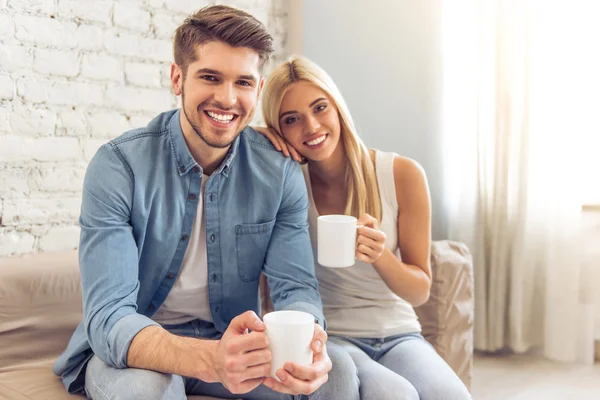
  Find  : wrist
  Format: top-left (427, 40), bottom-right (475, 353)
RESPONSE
top-left (182, 337), bottom-right (219, 383)
top-left (198, 339), bottom-right (220, 383)
top-left (372, 248), bottom-right (391, 269)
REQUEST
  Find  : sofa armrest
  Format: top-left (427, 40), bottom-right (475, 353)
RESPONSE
top-left (415, 240), bottom-right (474, 390)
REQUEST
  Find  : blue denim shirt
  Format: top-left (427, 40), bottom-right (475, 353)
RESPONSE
top-left (52, 109), bottom-right (324, 394)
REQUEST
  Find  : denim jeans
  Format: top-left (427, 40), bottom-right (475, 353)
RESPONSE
top-left (329, 333), bottom-right (471, 400)
top-left (84, 319), bottom-right (359, 400)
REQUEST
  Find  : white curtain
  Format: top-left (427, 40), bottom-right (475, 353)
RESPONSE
top-left (441, 0), bottom-right (600, 363)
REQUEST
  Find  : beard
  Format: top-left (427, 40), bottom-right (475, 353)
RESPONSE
top-left (181, 87), bottom-right (252, 149)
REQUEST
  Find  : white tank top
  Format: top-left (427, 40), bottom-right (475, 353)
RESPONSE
top-left (152, 174), bottom-right (213, 325)
top-left (303, 150), bottom-right (421, 338)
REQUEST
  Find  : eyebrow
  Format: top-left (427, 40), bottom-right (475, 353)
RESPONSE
top-left (194, 68), bottom-right (257, 83)
top-left (279, 97), bottom-right (328, 119)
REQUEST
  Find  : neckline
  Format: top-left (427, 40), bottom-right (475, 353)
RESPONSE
top-left (304, 150), bottom-right (381, 218)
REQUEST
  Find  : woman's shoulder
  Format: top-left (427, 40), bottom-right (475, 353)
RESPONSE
top-left (370, 149), bottom-right (429, 203)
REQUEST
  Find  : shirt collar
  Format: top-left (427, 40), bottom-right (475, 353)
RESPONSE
top-left (168, 109), bottom-right (240, 177)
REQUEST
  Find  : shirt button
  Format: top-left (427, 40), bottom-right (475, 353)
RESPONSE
top-left (214, 306), bottom-right (220, 312)
top-left (211, 274), bottom-right (218, 282)
top-left (210, 234), bottom-right (215, 242)
top-left (179, 166), bottom-right (185, 173)
top-left (167, 273), bottom-right (175, 279)
top-left (209, 193), bottom-right (213, 202)
top-left (188, 193), bottom-right (197, 201)
top-left (192, 166), bottom-right (200, 173)
top-left (181, 234), bottom-right (188, 241)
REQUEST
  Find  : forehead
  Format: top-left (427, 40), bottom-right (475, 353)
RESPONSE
top-left (281, 81), bottom-right (329, 110)
top-left (188, 40), bottom-right (261, 77)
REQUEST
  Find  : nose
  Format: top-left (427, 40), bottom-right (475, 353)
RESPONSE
top-left (304, 114), bottom-right (321, 135)
top-left (213, 82), bottom-right (237, 109)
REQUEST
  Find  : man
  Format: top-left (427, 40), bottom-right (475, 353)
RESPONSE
top-left (53, 5), bottom-right (358, 400)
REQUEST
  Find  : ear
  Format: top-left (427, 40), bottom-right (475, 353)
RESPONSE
top-left (170, 63), bottom-right (183, 96)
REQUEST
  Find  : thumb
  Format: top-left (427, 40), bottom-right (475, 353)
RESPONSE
top-left (229, 311), bottom-right (266, 334)
top-left (357, 213), bottom-right (375, 228)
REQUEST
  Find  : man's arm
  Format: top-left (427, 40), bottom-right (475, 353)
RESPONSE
top-left (79, 143), bottom-right (159, 368)
top-left (263, 160), bottom-right (324, 326)
top-left (80, 145), bottom-right (215, 380)
top-left (81, 145), bottom-right (270, 392)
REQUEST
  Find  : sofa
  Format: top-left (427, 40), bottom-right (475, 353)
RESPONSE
top-left (0, 241), bottom-right (473, 400)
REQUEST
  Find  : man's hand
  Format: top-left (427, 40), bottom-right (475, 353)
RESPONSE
top-left (262, 323), bottom-right (332, 396)
top-left (212, 311), bottom-right (272, 394)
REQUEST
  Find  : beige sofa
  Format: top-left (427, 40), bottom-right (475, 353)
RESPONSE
top-left (0, 241), bottom-right (473, 400)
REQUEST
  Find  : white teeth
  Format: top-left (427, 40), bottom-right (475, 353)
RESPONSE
top-left (306, 135), bottom-right (326, 146)
top-left (207, 111), bottom-right (234, 122)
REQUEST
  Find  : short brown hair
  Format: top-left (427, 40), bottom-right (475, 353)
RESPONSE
top-left (174, 5), bottom-right (274, 77)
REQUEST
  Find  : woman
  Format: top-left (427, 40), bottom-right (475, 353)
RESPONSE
top-left (257, 56), bottom-right (471, 400)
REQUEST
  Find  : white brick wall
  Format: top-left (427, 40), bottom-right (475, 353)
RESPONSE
top-left (0, 0), bottom-right (289, 256)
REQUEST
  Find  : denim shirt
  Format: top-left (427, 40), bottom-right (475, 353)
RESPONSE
top-left (52, 109), bottom-right (324, 394)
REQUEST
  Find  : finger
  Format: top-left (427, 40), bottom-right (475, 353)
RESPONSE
top-left (228, 311), bottom-right (265, 335)
top-left (254, 126), bottom-right (282, 151)
top-left (356, 243), bottom-right (380, 260)
top-left (283, 360), bottom-right (329, 381)
top-left (228, 377), bottom-right (265, 395)
top-left (277, 135), bottom-right (291, 157)
top-left (356, 213), bottom-right (375, 227)
top-left (357, 234), bottom-right (384, 251)
top-left (287, 142), bottom-right (303, 162)
top-left (240, 362), bottom-right (272, 381)
top-left (311, 325), bottom-right (327, 353)
top-left (355, 251), bottom-right (373, 263)
top-left (226, 331), bottom-right (269, 354)
top-left (239, 348), bottom-right (272, 369)
top-left (357, 226), bottom-right (386, 242)
top-left (273, 368), bottom-right (328, 396)
top-left (266, 127), bottom-right (289, 157)
top-left (226, 348), bottom-right (272, 372)
top-left (262, 377), bottom-right (296, 395)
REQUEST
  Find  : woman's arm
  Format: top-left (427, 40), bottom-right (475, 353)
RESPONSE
top-left (357, 155), bottom-right (432, 306)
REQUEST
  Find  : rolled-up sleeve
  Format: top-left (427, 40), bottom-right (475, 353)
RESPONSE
top-left (79, 144), bottom-right (158, 368)
top-left (263, 161), bottom-right (326, 328)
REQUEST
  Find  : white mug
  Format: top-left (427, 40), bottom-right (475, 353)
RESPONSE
top-left (317, 214), bottom-right (360, 268)
top-left (263, 310), bottom-right (314, 381)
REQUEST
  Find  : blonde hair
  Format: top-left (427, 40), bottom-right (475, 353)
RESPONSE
top-left (262, 55), bottom-right (382, 222)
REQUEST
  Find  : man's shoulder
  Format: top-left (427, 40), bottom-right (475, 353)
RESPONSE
top-left (240, 126), bottom-right (280, 152)
top-left (110, 110), bottom-right (175, 148)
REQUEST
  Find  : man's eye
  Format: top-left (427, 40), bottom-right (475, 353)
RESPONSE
top-left (237, 80), bottom-right (252, 87)
top-left (201, 75), bottom-right (218, 82)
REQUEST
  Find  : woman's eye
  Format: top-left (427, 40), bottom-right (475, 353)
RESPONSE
top-left (315, 103), bottom-right (327, 112)
top-left (284, 116), bottom-right (298, 125)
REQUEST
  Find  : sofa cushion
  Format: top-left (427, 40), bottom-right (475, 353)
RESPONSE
top-left (0, 251), bottom-right (81, 373)
top-left (0, 252), bottom-right (230, 400)
top-left (0, 360), bottom-right (225, 400)
top-left (415, 240), bottom-right (474, 389)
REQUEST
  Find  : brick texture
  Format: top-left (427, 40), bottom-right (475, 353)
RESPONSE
top-left (0, 0), bottom-right (288, 255)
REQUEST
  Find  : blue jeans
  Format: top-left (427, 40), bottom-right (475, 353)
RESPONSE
top-left (329, 333), bottom-right (471, 400)
top-left (84, 319), bottom-right (359, 400)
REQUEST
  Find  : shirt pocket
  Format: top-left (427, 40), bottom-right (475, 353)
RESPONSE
top-left (235, 219), bottom-right (276, 282)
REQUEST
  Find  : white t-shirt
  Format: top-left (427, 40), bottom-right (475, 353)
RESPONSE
top-left (152, 174), bottom-right (212, 325)
top-left (303, 151), bottom-right (421, 338)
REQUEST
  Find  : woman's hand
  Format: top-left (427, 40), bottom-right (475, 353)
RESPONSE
top-left (356, 213), bottom-right (387, 264)
top-left (252, 126), bottom-right (304, 163)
